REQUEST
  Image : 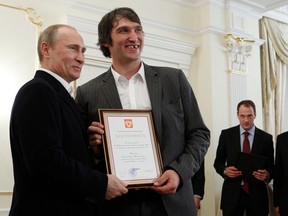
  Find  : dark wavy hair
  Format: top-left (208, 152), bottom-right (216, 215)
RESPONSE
top-left (97, 7), bottom-right (142, 58)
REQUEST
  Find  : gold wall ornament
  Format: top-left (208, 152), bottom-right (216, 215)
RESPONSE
top-left (0, 3), bottom-right (43, 197)
top-left (0, 3), bottom-right (43, 29)
top-left (0, 191), bottom-right (13, 195)
top-left (24, 7), bottom-right (43, 28)
top-left (224, 34), bottom-right (255, 74)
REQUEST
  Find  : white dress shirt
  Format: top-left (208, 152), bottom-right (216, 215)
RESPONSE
top-left (111, 63), bottom-right (152, 110)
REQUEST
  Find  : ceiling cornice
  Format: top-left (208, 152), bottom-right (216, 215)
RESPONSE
top-left (163, 0), bottom-right (288, 23)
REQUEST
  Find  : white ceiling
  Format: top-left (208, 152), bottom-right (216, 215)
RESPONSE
top-left (3, 0), bottom-right (288, 23)
top-left (230, 0), bottom-right (288, 12)
top-left (180, 0), bottom-right (288, 12)
top-left (178, 0), bottom-right (288, 23)
top-left (234, 0), bottom-right (288, 24)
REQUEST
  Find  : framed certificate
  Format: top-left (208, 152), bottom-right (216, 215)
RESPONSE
top-left (99, 109), bottom-right (163, 188)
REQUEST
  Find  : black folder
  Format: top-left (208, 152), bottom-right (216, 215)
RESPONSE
top-left (236, 152), bottom-right (268, 180)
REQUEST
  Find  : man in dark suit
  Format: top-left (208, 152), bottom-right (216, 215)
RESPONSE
top-left (274, 132), bottom-right (288, 216)
top-left (9, 24), bottom-right (128, 216)
top-left (75, 7), bottom-right (210, 216)
top-left (214, 100), bottom-right (274, 216)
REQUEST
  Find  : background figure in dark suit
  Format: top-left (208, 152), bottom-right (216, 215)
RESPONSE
top-left (9, 24), bottom-right (128, 216)
top-left (274, 132), bottom-right (288, 216)
top-left (192, 161), bottom-right (205, 212)
top-left (75, 7), bottom-right (210, 216)
top-left (214, 100), bottom-right (274, 216)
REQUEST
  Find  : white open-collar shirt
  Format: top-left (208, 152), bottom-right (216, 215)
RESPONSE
top-left (111, 62), bottom-right (152, 110)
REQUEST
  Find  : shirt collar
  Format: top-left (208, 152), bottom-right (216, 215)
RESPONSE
top-left (111, 62), bottom-right (145, 81)
top-left (240, 125), bottom-right (255, 136)
top-left (40, 68), bottom-right (73, 94)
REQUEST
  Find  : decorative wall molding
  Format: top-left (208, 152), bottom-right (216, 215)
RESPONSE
top-left (223, 33), bottom-right (255, 125)
top-left (276, 5), bottom-right (288, 14)
top-left (48, 0), bottom-right (224, 38)
top-left (224, 33), bottom-right (255, 74)
top-left (66, 15), bottom-right (198, 79)
top-left (0, 3), bottom-right (43, 29)
top-left (229, 73), bottom-right (248, 125)
top-left (162, 0), bottom-right (224, 8)
top-left (0, 192), bottom-right (12, 195)
top-left (231, 11), bottom-right (245, 32)
top-left (226, 9), bottom-right (263, 45)
top-left (264, 6), bottom-right (288, 24)
top-left (0, 3), bottom-right (42, 210)
top-left (0, 209), bottom-right (9, 216)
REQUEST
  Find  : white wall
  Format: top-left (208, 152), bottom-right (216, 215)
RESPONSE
top-left (0, 0), bottom-right (277, 215)
top-left (0, 3), bottom-right (39, 213)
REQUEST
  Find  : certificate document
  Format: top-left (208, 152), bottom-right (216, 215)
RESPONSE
top-left (99, 109), bottom-right (163, 188)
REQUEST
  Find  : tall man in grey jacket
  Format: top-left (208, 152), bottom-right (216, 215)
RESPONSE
top-left (75, 7), bottom-right (210, 216)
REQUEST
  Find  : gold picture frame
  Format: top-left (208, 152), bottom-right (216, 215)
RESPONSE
top-left (99, 109), bottom-right (163, 188)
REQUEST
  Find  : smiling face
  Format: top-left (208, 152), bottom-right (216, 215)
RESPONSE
top-left (105, 18), bottom-right (143, 65)
top-left (40, 26), bottom-right (86, 83)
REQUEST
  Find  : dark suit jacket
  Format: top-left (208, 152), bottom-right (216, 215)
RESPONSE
top-left (192, 161), bottom-right (205, 199)
top-left (274, 132), bottom-right (288, 215)
top-left (9, 71), bottom-right (107, 216)
top-left (75, 63), bottom-right (210, 216)
top-left (214, 125), bottom-right (274, 214)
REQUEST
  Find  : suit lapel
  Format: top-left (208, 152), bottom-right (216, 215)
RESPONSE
top-left (144, 64), bottom-right (162, 143)
top-left (231, 126), bottom-right (242, 158)
top-left (61, 89), bottom-right (84, 127)
top-left (101, 70), bottom-right (122, 109)
top-left (35, 71), bottom-right (87, 135)
top-left (251, 127), bottom-right (262, 154)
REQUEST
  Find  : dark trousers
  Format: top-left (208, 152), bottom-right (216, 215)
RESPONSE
top-left (222, 189), bottom-right (268, 216)
top-left (100, 189), bottom-right (168, 216)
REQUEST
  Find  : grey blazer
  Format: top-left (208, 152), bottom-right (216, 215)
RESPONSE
top-left (75, 63), bottom-right (210, 216)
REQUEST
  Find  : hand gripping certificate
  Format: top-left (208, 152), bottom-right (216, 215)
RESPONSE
top-left (99, 109), bottom-right (163, 188)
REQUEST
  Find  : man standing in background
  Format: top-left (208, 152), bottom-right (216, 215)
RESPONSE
top-left (214, 100), bottom-right (274, 216)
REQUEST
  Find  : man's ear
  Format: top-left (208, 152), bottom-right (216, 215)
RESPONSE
top-left (41, 42), bottom-right (50, 57)
top-left (103, 42), bottom-right (109, 48)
